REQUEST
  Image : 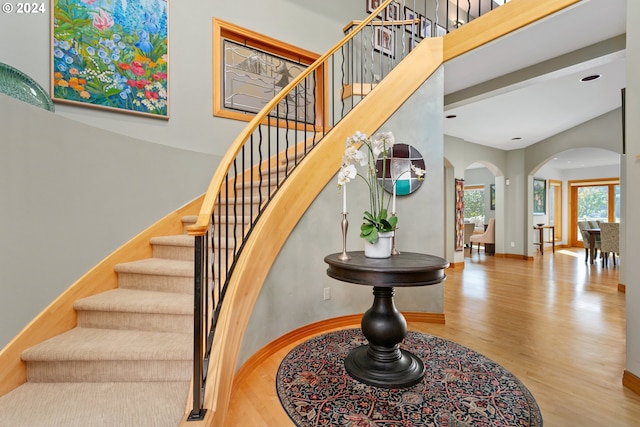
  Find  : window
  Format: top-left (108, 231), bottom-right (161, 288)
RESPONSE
top-left (464, 185), bottom-right (485, 224)
top-left (549, 180), bottom-right (562, 241)
top-left (569, 178), bottom-right (619, 246)
top-left (213, 18), bottom-right (325, 128)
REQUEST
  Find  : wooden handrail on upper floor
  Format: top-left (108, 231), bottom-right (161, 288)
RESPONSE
top-left (443, 0), bottom-right (580, 62)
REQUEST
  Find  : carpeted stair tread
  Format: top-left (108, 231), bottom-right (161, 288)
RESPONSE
top-left (114, 257), bottom-right (193, 277)
top-left (74, 289), bottom-right (192, 315)
top-left (22, 327), bottom-right (191, 362)
top-left (0, 381), bottom-right (189, 427)
top-left (150, 234), bottom-right (196, 247)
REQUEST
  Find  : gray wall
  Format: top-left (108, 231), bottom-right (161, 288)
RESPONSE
top-left (239, 67), bottom-right (446, 367)
top-left (625, 0), bottom-right (640, 380)
top-left (0, 0), bottom-right (368, 349)
top-left (0, 0), bottom-right (365, 156)
top-left (0, 95), bottom-right (216, 347)
top-left (2, 0), bottom-right (639, 385)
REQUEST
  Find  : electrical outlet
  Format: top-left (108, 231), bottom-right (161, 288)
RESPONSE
top-left (323, 287), bottom-right (331, 300)
top-left (510, 242), bottom-right (515, 247)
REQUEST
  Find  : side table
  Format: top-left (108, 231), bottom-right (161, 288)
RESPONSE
top-left (533, 225), bottom-right (555, 255)
top-left (324, 251), bottom-right (449, 388)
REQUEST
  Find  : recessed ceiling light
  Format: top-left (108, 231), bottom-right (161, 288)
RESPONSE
top-left (446, 114), bottom-right (457, 119)
top-left (512, 137), bottom-right (522, 140)
top-left (580, 74), bottom-right (601, 82)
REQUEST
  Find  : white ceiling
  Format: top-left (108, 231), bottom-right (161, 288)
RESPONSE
top-left (443, 0), bottom-right (627, 169)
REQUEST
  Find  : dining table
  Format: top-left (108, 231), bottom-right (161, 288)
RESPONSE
top-left (585, 228), bottom-right (600, 264)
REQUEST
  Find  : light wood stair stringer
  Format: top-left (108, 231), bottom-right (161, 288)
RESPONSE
top-left (0, 197), bottom-right (204, 397)
top-left (184, 1), bottom-right (583, 424)
top-left (187, 37), bottom-right (444, 427)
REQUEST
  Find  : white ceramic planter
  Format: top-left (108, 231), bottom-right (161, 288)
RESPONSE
top-left (363, 231), bottom-right (394, 258)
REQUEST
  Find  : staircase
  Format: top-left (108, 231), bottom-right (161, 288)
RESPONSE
top-left (0, 1), bottom-right (574, 424)
top-left (0, 160), bottom-right (285, 426)
top-left (0, 216), bottom-right (201, 426)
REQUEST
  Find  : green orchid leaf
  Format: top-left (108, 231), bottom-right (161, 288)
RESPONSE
top-left (361, 228), bottom-right (379, 243)
top-left (360, 223), bottom-right (374, 236)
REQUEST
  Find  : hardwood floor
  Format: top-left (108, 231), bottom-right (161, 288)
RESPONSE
top-left (226, 248), bottom-right (640, 426)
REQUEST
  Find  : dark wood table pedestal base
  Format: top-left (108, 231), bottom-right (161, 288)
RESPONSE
top-left (324, 252), bottom-right (448, 389)
top-left (344, 286), bottom-right (425, 388)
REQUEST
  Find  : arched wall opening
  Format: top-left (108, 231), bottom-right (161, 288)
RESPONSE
top-left (526, 147), bottom-right (621, 258)
top-left (464, 161), bottom-right (505, 257)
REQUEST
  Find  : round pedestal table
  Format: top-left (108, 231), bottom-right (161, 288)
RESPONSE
top-left (324, 251), bottom-right (449, 388)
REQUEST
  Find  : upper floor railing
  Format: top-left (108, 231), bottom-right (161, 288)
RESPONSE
top-left (185, 0), bottom-right (510, 420)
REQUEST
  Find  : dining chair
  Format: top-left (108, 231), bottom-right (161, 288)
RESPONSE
top-left (463, 223), bottom-right (476, 250)
top-left (470, 218), bottom-right (495, 255)
top-left (599, 222), bottom-right (620, 267)
top-left (577, 221), bottom-right (600, 263)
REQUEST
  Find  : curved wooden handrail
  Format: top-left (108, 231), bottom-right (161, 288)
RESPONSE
top-left (186, 0), bottom-right (395, 237)
top-left (443, 0), bottom-right (579, 62)
top-left (187, 35), bottom-right (445, 427)
top-left (182, 0), bottom-right (583, 424)
top-left (189, 0), bottom-right (583, 239)
top-left (0, 0), bottom-right (583, 420)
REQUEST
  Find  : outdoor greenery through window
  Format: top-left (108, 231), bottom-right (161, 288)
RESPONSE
top-left (578, 186), bottom-right (610, 222)
top-left (464, 185), bottom-right (485, 221)
top-left (570, 179), bottom-right (620, 243)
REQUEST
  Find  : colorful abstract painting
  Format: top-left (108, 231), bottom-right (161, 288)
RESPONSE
top-left (52, 0), bottom-right (169, 118)
top-left (455, 178), bottom-right (465, 251)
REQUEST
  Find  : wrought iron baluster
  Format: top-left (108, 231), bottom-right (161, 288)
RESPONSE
top-left (188, 0), bottom-right (523, 417)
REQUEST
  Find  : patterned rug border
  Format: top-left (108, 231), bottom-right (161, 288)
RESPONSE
top-left (276, 328), bottom-right (542, 427)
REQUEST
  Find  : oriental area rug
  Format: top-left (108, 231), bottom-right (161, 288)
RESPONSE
top-left (276, 329), bottom-right (541, 427)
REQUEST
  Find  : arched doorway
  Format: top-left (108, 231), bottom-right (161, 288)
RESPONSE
top-left (529, 147), bottom-right (620, 253)
top-left (464, 161), bottom-right (504, 256)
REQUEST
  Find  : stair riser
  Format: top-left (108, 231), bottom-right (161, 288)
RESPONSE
top-left (215, 200), bottom-right (264, 212)
top-left (185, 220), bottom-right (253, 236)
top-left (152, 245), bottom-right (198, 262)
top-left (27, 360), bottom-right (191, 382)
top-left (232, 171), bottom-right (289, 187)
top-left (77, 311), bottom-right (192, 334)
top-left (181, 214), bottom-right (260, 234)
top-left (117, 273), bottom-right (197, 294)
top-left (152, 245), bottom-right (234, 262)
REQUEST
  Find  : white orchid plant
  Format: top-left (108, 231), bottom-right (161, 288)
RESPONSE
top-left (337, 131), bottom-right (425, 244)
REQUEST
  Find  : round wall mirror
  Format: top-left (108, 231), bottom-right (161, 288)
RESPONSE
top-left (376, 143), bottom-right (425, 196)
